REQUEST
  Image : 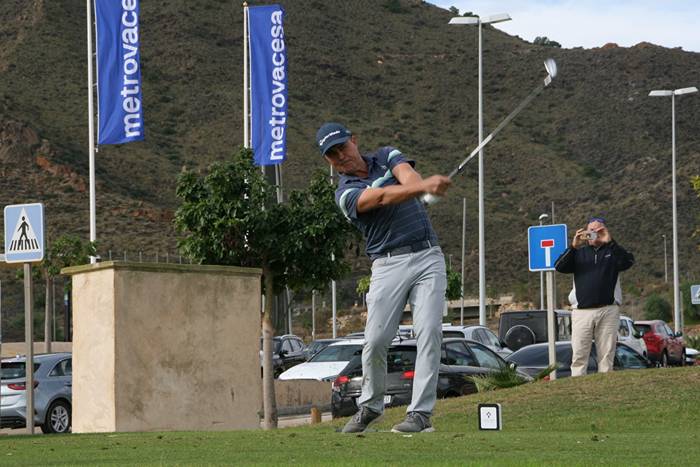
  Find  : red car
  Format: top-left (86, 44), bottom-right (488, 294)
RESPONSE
top-left (634, 320), bottom-right (686, 367)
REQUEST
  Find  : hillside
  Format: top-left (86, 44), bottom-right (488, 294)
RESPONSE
top-left (1, 0), bottom-right (700, 320)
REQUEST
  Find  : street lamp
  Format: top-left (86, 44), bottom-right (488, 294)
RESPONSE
top-left (662, 234), bottom-right (668, 283)
top-left (538, 213), bottom-right (550, 309)
top-left (649, 86), bottom-right (698, 333)
top-left (450, 12), bottom-right (512, 326)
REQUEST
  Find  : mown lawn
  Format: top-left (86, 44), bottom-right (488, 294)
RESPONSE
top-left (2, 367), bottom-right (698, 466)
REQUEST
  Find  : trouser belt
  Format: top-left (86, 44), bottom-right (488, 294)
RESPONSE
top-left (372, 240), bottom-right (434, 260)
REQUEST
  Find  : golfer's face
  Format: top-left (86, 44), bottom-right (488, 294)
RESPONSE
top-left (324, 137), bottom-right (362, 174)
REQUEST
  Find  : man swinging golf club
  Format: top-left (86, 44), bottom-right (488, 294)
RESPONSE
top-left (316, 122), bottom-right (451, 433)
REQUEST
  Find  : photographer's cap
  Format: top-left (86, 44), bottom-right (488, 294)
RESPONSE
top-left (316, 122), bottom-right (352, 156)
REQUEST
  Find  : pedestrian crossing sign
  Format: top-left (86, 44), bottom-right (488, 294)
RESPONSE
top-left (4, 203), bottom-right (44, 263)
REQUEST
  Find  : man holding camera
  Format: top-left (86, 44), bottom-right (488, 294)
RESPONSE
top-left (554, 217), bottom-right (635, 376)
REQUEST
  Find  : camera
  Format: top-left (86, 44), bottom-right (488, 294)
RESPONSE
top-left (581, 230), bottom-right (598, 241)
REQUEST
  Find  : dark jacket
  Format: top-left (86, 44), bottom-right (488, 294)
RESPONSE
top-left (554, 240), bottom-right (634, 309)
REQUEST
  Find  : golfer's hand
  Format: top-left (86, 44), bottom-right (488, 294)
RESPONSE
top-left (572, 229), bottom-right (587, 249)
top-left (421, 176), bottom-right (451, 196)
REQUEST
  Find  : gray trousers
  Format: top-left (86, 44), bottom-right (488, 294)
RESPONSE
top-left (358, 246), bottom-right (446, 415)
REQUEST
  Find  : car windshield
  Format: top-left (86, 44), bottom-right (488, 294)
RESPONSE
top-left (310, 344), bottom-right (363, 362)
top-left (260, 339), bottom-right (281, 354)
top-left (1, 362), bottom-right (40, 379)
top-left (635, 324), bottom-right (652, 335)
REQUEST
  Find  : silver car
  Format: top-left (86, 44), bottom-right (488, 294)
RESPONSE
top-left (442, 324), bottom-right (513, 358)
top-left (0, 352), bottom-right (72, 434)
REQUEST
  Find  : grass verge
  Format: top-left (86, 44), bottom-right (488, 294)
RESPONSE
top-left (2, 367), bottom-right (698, 466)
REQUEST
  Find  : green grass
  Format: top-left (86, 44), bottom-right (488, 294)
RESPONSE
top-left (2, 367), bottom-right (699, 466)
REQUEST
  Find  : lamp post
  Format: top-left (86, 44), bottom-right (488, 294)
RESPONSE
top-left (538, 213), bottom-right (550, 309)
top-left (649, 86), bottom-right (698, 333)
top-left (449, 12), bottom-right (512, 326)
top-left (662, 234), bottom-right (668, 283)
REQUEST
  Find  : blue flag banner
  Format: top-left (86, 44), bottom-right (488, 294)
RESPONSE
top-left (95, 0), bottom-right (144, 145)
top-left (249, 5), bottom-right (287, 166)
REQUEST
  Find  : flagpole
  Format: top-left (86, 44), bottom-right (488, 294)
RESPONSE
top-left (86, 0), bottom-right (97, 262)
top-left (243, 2), bottom-right (250, 150)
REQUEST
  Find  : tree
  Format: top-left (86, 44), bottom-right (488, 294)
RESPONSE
top-left (644, 293), bottom-right (672, 322)
top-left (445, 263), bottom-right (462, 301)
top-left (533, 36), bottom-right (562, 48)
top-left (449, 6), bottom-right (459, 15)
top-left (174, 148), bottom-right (356, 429)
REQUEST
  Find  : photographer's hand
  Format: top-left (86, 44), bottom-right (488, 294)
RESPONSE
top-left (572, 229), bottom-right (587, 249)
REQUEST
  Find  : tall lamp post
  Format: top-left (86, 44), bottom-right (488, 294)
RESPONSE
top-left (449, 12), bottom-right (512, 326)
top-left (662, 234), bottom-right (668, 283)
top-left (538, 213), bottom-right (550, 309)
top-left (649, 86), bottom-right (698, 333)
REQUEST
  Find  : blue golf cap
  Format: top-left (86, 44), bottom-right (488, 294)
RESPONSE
top-left (316, 122), bottom-right (352, 156)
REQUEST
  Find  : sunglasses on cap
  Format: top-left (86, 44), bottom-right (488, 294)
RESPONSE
top-left (588, 217), bottom-right (606, 224)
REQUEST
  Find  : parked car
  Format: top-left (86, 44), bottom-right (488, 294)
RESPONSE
top-left (505, 341), bottom-right (653, 379)
top-left (686, 348), bottom-right (699, 365)
top-left (259, 334), bottom-right (306, 378)
top-left (304, 339), bottom-right (343, 361)
top-left (498, 309), bottom-right (572, 351)
top-left (331, 338), bottom-right (532, 418)
top-left (617, 315), bottom-right (647, 357)
top-left (442, 324), bottom-right (512, 358)
top-left (0, 353), bottom-right (72, 434)
top-left (278, 340), bottom-right (364, 381)
top-left (634, 320), bottom-right (685, 366)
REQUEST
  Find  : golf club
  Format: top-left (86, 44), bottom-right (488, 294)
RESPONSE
top-left (422, 58), bottom-right (558, 205)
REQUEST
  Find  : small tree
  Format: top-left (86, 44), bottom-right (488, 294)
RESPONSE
top-left (534, 36), bottom-right (562, 48)
top-left (644, 293), bottom-right (672, 322)
top-left (174, 148), bottom-right (356, 429)
top-left (445, 263), bottom-right (462, 302)
top-left (449, 6), bottom-right (459, 15)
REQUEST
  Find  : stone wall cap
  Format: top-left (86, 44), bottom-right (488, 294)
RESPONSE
top-left (61, 261), bottom-right (262, 277)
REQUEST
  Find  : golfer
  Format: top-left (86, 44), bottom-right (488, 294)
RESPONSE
top-left (316, 122), bottom-right (451, 433)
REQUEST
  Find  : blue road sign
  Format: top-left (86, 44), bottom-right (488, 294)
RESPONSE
top-left (4, 203), bottom-right (44, 263)
top-left (691, 285), bottom-right (700, 305)
top-left (528, 224), bottom-right (568, 272)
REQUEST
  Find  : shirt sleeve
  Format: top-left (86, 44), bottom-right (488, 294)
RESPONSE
top-left (335, 184), bottom-right (365, 220)
top-left (384, 147), bottom-right (415, 171)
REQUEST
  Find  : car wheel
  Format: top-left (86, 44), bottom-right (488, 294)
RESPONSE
top-left (661, 351), bottom-right (669, 368)
top-left (504, 325), bottom-right (536, 352)
top-left (41, 400), bottom-right (71, 434)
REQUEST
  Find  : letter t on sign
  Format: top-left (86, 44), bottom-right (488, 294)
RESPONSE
top-left (541, 239), bottom-right (555, 268)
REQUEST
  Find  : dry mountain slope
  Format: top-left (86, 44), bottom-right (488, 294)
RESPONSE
top-left (0, 0), bottom-right (699, 302)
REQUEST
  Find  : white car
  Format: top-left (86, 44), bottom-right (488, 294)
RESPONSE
top-left (441, 324), bottom-right (513, 358)
top-left (618, 315), bottom-right (647, 357)
top-left (278, 340), bottom-right (364, 381)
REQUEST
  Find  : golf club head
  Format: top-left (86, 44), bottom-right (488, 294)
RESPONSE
top-left (543, 58), bottom-right (557, 86)
top-left (421, 193), bottom-right (440, 206)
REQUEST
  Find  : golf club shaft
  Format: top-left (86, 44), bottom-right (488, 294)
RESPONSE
top-left (448, 81), bottom-right (546, 179)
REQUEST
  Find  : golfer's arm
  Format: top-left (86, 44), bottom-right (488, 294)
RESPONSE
top-left (356, 163), bottom-right (425, 213)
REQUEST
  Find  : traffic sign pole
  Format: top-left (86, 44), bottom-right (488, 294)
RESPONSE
top-left (24, 263), bottom-right (34, 434)
top-left (546, 270), bottom-right (556, 381)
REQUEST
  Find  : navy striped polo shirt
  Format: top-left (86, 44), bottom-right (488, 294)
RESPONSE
top-left (334, 146), bottom-right (439, 258)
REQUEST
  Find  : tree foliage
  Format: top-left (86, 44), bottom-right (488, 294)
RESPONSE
top-left (42, 235), bottom-right (97, 280)
top-left (174, 147), bottom-right (356, 294)
top-left (644, 293), bottom-right (672, 321)
top-left (446, 263), bottom-right (462, 301)
top-left (534, 36), bottom-right (562, 48)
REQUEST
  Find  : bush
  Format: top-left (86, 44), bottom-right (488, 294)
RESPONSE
top-left (534, 36), bottom-right (562, 48)
top-left (644, 294), bottom-right (672, 321)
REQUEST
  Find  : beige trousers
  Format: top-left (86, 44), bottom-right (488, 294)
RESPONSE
top-left (571, 305), bottom-right (619, 377)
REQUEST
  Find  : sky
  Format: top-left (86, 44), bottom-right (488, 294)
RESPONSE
top-left (428, 1), bottom-right (700, 53)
